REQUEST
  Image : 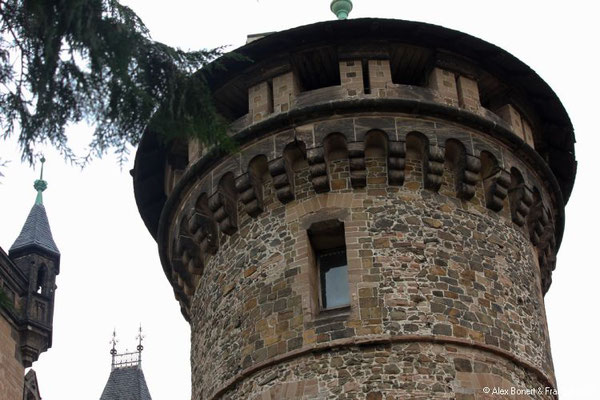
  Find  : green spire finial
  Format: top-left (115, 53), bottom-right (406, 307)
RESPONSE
top-left (33, 156), bottom-right (47, 205)
top-left (330, 0), bottom-right (353, 20)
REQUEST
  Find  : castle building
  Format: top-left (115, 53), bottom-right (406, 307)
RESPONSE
top-left (0, 158), bottom-right (60, 400)
top-left (132, 10), bottom-right (576, 400)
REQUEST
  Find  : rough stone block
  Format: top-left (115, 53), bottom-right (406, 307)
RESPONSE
top-left (495, 104), bottom-right (524, 140)
top-left (428, 67), bottom-right (459, 107)
top-left (368, 59), bottom-right (393, 96)
top-left (273, 72), bottom-right (299, 114)
top-left (456, 75), bottom-right (480, 112)
top-left (249, 81), bottom-right (273, 123)
top-left (340, 60), bottom-right (363, 97)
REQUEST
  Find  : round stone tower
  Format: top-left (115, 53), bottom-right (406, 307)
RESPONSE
top-left (133, 18), bottom-right (576, 399)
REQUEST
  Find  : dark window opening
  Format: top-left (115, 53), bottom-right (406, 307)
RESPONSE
top-left (291, 46), bottom-right (341, 92)
top-left (361, 59), bottom-right (371, 94)
top-left (267, 79), bottom-right (274, 114)
top-left (389, 44), bottom-right (433, 86)
top-left (36, 266), bottom-right (47, 294)
top-left (307, 219), bottom-right (349, 311)
top-left (318, 248), bottom-right (349, 309)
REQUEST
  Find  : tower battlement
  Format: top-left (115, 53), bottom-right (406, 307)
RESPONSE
top-left (133, 18), bottom-right (575, 399)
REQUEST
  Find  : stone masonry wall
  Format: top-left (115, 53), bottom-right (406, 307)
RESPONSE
top-left (222, 343), bottom-right (553, 400)
top-left (0, 315), bottom-right (24, 400)
top-left (188, 123), bottom-right (555, 398)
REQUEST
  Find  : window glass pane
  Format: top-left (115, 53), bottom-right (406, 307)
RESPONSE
top-left (320, 250), bottom-right (349, 309)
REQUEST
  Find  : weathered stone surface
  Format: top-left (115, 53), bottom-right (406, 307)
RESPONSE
top-left (186, 139), bottom-right (556, 397)
top-left (219, 343), bottom-right (553, 399)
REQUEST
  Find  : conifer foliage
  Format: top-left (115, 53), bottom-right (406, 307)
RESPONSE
top-left (0, 0), bottom-right (229, 164)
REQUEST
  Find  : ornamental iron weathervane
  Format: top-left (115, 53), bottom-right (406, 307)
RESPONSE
top-left (136, 324), bottom-right (145, 366)
top-left (109, 326), bottom-right (145, 370)
top-left (110, 329), bottom-right (119, 371)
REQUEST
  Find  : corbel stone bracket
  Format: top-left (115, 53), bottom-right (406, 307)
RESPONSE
top-left (509, 184), bottom-right (534, 227)
top-left (307, 147), bottom-right (330, 193)
top-left (483, 168), bottom-right (510, 212)
top-left (456, 154), bottom-right (481, 200)
top-left (269, 158), bottom-right (295, 203)
top-left (188, 211), bottom-right (219, 256)
top-left (236, 173), bottom-right (264, 218)
top-left (209, 188), bottom-right (238, 235)
top-left (387, 141), bottom-right (405, 186)
top-left (348, 142), bottom-right (366, 188)
top-left (424, 146), bottom-right (445, 191)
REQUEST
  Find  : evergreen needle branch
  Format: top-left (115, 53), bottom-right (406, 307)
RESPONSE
top-left (0, 0), bottom-right (231, 166)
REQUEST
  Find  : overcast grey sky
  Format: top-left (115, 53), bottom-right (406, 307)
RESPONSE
top-left (0, 1), bottom-right (597, 399)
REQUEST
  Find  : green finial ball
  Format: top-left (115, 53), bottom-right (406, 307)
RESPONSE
top-left (34, 179), bottom-right (47, 193)
top-left (330, 0), bottom-right (353, 20)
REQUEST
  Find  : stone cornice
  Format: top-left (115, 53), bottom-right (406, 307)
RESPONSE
top-left (135, 19), bottom-right (576, 248)
top-left (155, 98), bottom-right (565, 315)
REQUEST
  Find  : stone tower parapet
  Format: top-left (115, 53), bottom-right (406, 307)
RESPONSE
top-left (133, 18), bottom-right (575, 399)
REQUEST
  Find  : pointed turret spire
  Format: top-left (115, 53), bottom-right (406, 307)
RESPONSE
top-left (9, 156), bottom-right (60, 259)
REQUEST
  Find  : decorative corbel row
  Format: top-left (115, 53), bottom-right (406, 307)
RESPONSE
top-left (509, 184), bottom-right (534, 227)
top-left (540, 266), bottom-right (552, 295)
top-left (424, 146), bottom-right (444, 191)
top-left (235, 173), bottom-right (264, 218)
top-left (307, 147), bottom-right (330, 193)
top-left (483, 168), bottom-right (510, 212)
top-left (456, 154), bottom-right (481, 200)
top-left (539, 244), bottom-right (556, 294)
top-left (172, 277), bottom-right (191, 320)
top-left (269, 158), bottom-right (295, 203)
top-left (529, 203), bottom-right (550, 246)
top-left (526, 199), bottom-right (557, 294)
top-left (387, 141), bottom-right (405, 186)
top-left (173, 235), bottom-right (202, 279)
top-left (171, 271), bottom-right (186, 298)
top-left (538, 214), bottom-right (556, 252)
top-left (348, 142), bottom-right (366, 188)
top-left (188, 210), bottom-right (219, 256)
top-left (208, 187), bottom-right (238, 235)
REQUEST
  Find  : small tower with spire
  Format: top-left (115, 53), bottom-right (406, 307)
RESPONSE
top-left (100, 327), bottom-right (152, 400)
top-left (0, 157), bottom-right (60, 400)
top-left (8, 156), bottom-right (60, 366)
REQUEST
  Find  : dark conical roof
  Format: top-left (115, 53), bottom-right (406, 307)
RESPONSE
top-left (100, 367), bottom-right (152, 400)
top-left (9, 203), bottom-right (60, 258)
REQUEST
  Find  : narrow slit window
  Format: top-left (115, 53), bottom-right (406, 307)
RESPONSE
top-left (308, 219), bottom-right (350, 312)
top-left (361, 59), bottom-right (371, 94)
top-left (318, 248), bottom-right (349, 309)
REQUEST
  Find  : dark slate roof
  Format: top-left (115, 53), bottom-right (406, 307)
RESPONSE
top-left (9, 203), bottom-right (60, 258)
top-left (100, 367), bottom-right (152, 400)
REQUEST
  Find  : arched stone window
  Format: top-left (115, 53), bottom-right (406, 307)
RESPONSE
top-left (36, 264), bottom-right (48, 295)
